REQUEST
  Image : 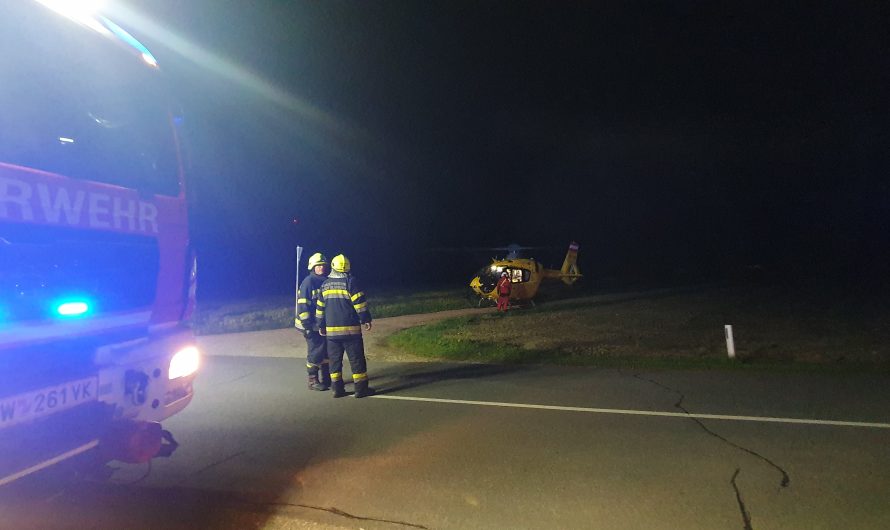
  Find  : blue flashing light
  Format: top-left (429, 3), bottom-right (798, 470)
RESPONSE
top-left (56, 300), bottom-right (91, 317)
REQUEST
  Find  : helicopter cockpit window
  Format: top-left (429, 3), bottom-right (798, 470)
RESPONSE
top-left (476, 266), bottom-right (530, 292)
top-left (476, 267), bottom-right (499, 293)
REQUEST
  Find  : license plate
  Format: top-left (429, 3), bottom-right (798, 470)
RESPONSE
top-left (0, 377), bottom-right (98, 430)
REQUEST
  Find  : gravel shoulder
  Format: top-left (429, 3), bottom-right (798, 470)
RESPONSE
top-left (196, 307), bottom-right (492, 362)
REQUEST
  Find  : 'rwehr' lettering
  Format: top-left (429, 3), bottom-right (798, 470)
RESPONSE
top-left (0, 176), bottom-right (159, 234)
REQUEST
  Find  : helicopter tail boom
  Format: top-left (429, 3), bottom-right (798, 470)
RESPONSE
top-left (559, 242), bottom-right (581, 285)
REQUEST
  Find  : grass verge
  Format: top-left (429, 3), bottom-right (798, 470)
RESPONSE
top-left (369, 289), bottom-right (470, 318)
top-left (386, 285), bottom-right (890, 373)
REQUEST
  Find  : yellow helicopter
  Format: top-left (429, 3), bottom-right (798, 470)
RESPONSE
top-left (469, 242), bottom-right (582, 305)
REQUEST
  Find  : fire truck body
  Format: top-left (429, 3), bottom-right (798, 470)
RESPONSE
top-left (0, 1), bottom-right (198, 485)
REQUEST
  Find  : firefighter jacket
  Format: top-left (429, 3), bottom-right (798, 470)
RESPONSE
top-left (297, 272), bottom-right (327, 331)
top-left (316, 271), bottom-right (371, 338)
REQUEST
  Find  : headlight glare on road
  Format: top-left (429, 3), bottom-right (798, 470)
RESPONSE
top-left (169, 346), bottom-right (200, 380)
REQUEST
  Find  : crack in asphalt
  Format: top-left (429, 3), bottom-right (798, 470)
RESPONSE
top-left (172, 452), bottom-right (428, 528)
top-left (184, 451), bottom-right (247, 482)
top-left (628, 372), bottom-right (793, 530)
top-left (238, 499), bottom-right (430, 529)
top-left (631, 373), bottom-right (790, 489)
top-left (731, 468), bottom-right (754, 530)
top-left (221, 371), bottom-right (256, 385)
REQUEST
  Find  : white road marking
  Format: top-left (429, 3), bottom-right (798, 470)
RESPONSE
top-left (0, 439), bottom-right (100, 487)
top-left (371, 395), bottom-right (890, 429)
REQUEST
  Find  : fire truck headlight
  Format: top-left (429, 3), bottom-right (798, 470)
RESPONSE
top-left (169, 346), bottom-right (200, 380)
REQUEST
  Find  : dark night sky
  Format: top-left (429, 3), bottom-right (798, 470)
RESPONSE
top-left (121, 0), bottom-right (888, 298)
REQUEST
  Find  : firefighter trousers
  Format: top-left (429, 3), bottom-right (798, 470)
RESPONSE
top-left (327, 336), bottom-right (368, 383)
top-left (305, 331), bottom-right (328, 376)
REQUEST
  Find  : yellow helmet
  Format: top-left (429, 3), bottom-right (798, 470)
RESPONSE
top-left (307, 252), bottom-right (327, 270)
top-left (331, 254), bottom-right (350, 273)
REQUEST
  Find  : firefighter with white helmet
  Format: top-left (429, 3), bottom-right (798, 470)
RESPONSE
top-left (297, 252), bottom-right (331, 391)
top-left (316, 254), bottom-right (374, 398)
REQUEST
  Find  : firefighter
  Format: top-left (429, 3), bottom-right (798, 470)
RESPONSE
top-left (316, 254), bottom-right (374, 398)
top-left (297, 252), bottom-right (331, 391)
top-left (496, 271), bottom-right (512, 311)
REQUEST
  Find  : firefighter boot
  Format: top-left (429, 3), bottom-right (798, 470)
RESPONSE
top-left (331, 379), bottom-right (346, 398)
top-left (319, 363), bottom-right (332, 389)
top-left (307, 375), bottom-right (326, 391)
top-left (353, 379), bottom-right (375, 399)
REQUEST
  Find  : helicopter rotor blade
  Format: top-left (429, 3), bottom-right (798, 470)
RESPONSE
top-left (427, 244), bottom-right (559, 253)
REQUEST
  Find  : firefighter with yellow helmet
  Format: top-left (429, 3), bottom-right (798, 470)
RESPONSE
top-left (316, 254), bottom-right (374, 398)
top-left (297, 252), bottom-right (331, 391)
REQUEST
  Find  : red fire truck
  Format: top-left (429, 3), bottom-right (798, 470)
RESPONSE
top-left (0, 1), bottom-right (199, 485)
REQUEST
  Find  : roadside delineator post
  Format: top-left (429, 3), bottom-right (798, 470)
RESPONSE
top-left (725, 325), bottom-right (736, 359)
top-left (294, 246), bottom-right (303, 327)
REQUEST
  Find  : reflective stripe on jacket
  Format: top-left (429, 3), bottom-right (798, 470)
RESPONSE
top-left (297, 273), bottom-right (327, 330)
top-left (316, 272), bottom-right (371, 337)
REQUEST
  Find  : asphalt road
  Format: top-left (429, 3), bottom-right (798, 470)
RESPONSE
top-left (3, 348), bottom-right (890, 529)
